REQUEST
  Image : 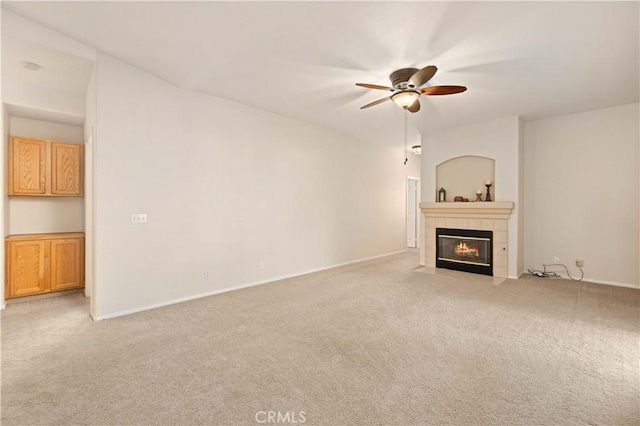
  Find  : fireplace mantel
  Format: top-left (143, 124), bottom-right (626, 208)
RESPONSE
top-left (420, 201), bottom-right (514, 219)
top-left (420, 201), bottom-right (515, 278)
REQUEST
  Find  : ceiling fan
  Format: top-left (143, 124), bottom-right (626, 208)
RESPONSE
top-left (356, 65), bottom-right (467, 113)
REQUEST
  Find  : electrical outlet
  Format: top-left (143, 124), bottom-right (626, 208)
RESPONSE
top-left (553, 256), bottom-right (560, 264)
top-left (204, 270), bottom-right (212, 280)
top-left (259, 262), bottom-right (264, 270)
top-left (575, 259), bottom-right (584, 268)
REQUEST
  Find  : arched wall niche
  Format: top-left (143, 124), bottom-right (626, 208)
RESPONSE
top-left (435, 156), bottom-right (495, 201)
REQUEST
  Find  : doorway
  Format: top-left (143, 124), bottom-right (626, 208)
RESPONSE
top-left (406, 177), bottom-right (420, 248)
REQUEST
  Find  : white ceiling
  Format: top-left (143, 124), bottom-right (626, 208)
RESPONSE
top-left (2, 36), bottom-right (93, 95)
top-left (3, 1), bottom-right (638, 143)
top-left (2, 34), bottom-right (94, 125)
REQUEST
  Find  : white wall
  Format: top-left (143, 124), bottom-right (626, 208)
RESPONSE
top-left (421, 116), bottom-right (521, 203)
top-left (524, 103), bottom-right (639, 287)
top-left (10, 116), bottom-right (83, 141)
top-left (420, 116), bottom-right (523, 278)
top-left (436, 156), bottom-right (495, 201)
top-left (8, 117), bottom-right (85, 234)
top-left (9, 198), bottom-right (84, 235)
top-left (3, 82), bottom-right (85, 121)
top-left (93, 53), bottom-right (408, 319)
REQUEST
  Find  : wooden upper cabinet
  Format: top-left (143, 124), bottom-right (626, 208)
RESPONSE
top-left (51, 142), bottom-right (83, 196)
top-left (8, 136), bottom-right (84, 197)
top-left (8, 137), bottom-right (46, 195)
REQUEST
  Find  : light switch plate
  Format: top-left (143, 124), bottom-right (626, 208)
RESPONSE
top-left (130, 213), bottom-right (148, 224)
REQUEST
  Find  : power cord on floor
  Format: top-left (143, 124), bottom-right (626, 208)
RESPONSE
top-left (527, 264), bottom-right (584, 281)
top-left (527, 269), bottom-right (557, 278)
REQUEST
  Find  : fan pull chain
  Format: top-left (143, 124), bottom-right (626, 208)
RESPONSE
top-left (403, 109), bottom-right (408, 165)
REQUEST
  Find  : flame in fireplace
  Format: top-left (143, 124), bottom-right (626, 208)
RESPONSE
top-left (454, 242), bottom-right (480, 258)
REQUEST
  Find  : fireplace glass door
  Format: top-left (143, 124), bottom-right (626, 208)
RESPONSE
top-left (436, 228), bottom-right (493, 275)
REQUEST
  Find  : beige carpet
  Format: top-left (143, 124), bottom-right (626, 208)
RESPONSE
top-left (2, 251), bottom-right (639, 425)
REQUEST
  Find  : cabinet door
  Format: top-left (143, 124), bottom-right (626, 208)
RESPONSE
top-left (6, 241), bottom-right (49, 297)
top-left (51, 142), bottom-right (83, 196)
top-left (50, 238), bottom-right (83, 291)
top-left (9, 137), bottom-right (46, 195)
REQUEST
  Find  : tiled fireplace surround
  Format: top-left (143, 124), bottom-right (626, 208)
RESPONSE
top-left (420, 202), bottom-right (515, 278)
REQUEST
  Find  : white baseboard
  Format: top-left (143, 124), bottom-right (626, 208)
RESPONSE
top-left (520, 271), bottom-right (639, 290)
top-left (91, 249), bottom-right (408, 321)
top-left (582, 278), bottom-right (639, 290)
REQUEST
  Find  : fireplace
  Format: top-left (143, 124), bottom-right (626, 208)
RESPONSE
top-left (436, 228), bottom-right (493, 276)
top-left (421, 202), bottom-right (513, 278)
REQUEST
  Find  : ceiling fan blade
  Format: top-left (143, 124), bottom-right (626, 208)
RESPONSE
top-left (356, 83), bottom-right (393, 91)
top-left (360, 96), bottom-right (391, 109)
top-left (407, 99), bottom-right (421, 113)
top-left (409, 65), bottom-right (437, 88)
top-left (422, 85), bottom-right (467, 96)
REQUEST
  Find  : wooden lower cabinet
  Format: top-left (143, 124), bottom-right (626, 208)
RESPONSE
top-left (7, 239), bottom-right (47, 297)
top-left (50, 238), bottom-right (83, 291)
top-left (6, 233), bottom-right (84, 298)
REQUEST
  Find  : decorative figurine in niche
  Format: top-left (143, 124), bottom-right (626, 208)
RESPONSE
top-left (485, 180), bottom-right (493, 202)
top-left (438, 187), bottom-right (446, 202)
top-left (475, 190), bottom-right (482, 202)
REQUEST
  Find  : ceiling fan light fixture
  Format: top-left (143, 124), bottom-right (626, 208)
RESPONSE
top-left (357, 65), bottom-right (466, 112)
top-left (391, 91), bottom-right (420, 109)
